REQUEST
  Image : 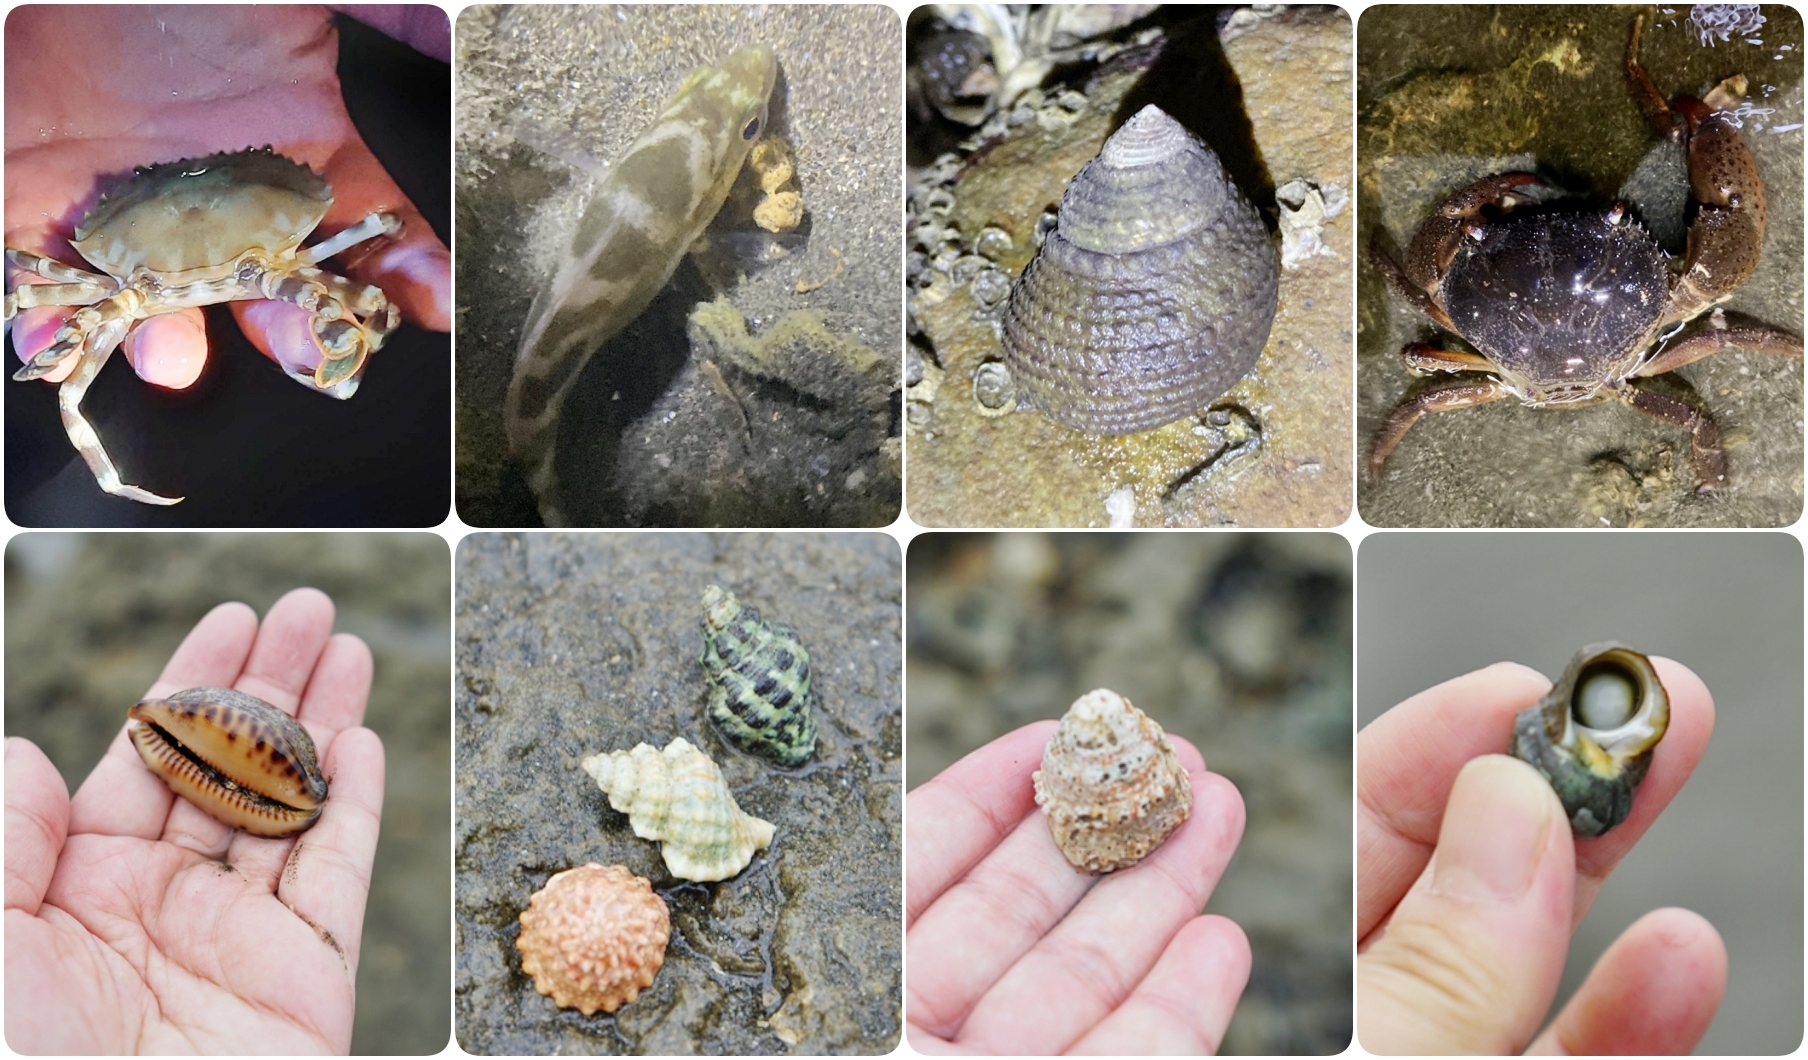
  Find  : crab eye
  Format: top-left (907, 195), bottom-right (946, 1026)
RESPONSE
top-left (741, 117), bottom-right (762, 141)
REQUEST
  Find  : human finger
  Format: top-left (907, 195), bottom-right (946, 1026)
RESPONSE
top-left (905, 734), bottom-right (1208, 1041)
top-left (1359, 755), bottom-right (1574, 1055)
top-left (277, 725), bottom-right (385, 977)
top-left (317, 143), bottom-right (449, 333)
top-left (1525, 907), bottom-right (1726, 1056)
top-left (4, 738), bottom-right (70, 915)
top-left (1066, 915), bottom-right (1252, 1055)
top-left (1358, 661), bottom-right (1551, 939)
top-left (956, 766), bottom-right (1242, 1053)
top-left (68, 602), bottom-right (259, 839)
top-left (906, 720), bottom-right (1056, 925)
top-left (9, 306), bottom-right (78, 383)
top-left (295, 633), bottom-right (374, 733)
top-left (236, 588), bottom-right (338, 721)
top-left (121, 311), bottom-right (208, 388)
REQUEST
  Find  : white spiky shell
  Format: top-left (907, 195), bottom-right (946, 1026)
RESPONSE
top-left (582, 738), bottom-right (776, 882)
top-left (1032, 688), bottom-right (1193, 873)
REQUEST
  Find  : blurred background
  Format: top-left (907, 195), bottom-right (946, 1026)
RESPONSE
top-left (1360, 532), bottom-right (1803, 1053)
top-left (4, 532), bottom-right (451, 1053)
top-left (907, 532), bottom-right (1351, 1054)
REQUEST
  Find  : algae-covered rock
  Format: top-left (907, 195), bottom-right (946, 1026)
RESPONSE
top-left (906, 6), bottom-right (1352, 527)
top-left (455, 533), bottom-right (901, 1054)
top-left (1358, 5), bottom-right (1803, 527)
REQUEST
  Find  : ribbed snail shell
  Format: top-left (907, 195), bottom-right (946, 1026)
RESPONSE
top-left (699, 585), bottom-right (817, 767)
top-left (127, 687), bottom-right (327, 837)
top-left (1000, 104), bottom-right (1279, 435)
top-left (1511, 643), bottom-right (1670, 837)
top-left (1032, 688), bottom-right (1193, 873)
top-left (517, 863), bottom-right (670, 1016)
top-left (582, 738), bottom-right (776, 882)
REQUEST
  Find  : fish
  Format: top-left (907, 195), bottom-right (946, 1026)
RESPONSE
top-left (505, 46), bottom-right (779, 526)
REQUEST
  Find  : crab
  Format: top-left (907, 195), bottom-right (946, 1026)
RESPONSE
top-left (4, 146), bottom-right (402, 504)
top-left (1367, 14), bottom-right (1803, 493)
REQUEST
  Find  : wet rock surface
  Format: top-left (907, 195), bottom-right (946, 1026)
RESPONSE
top-left (906, 6), bottom-right (1352, 527)
top-left (455, 533), bottom-right (901, 1054)
top-left (1360, 4), bottom-right (1803, 526)
top-left (455, 5), bottom-right (901, 528)
top-left (907, 533), bottom-right (1351, 1054)
top-left (3, 533), bottom-right (451, 1054)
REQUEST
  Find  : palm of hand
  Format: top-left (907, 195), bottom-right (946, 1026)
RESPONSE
top-left (5, 590), bottom-right (384, 1054)
top-left (14, 830), bottom-right (353, 1053)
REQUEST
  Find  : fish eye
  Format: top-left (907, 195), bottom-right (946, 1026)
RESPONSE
top-left (741, 117), bottom-right (762, 141)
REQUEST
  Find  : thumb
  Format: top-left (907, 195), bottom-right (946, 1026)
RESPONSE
top-left (5, 738), bottom-right (71, 915)
top-left (1360, 754), bottom-right (1575, 1054)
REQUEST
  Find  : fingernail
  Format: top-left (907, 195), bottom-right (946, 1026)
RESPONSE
top-left (1431, 756), bottom-right (1554, 903)
top-left (243, 301), bottom-right (323, 372)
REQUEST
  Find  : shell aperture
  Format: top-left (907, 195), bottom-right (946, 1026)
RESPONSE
top-left (699, 585), bottom-right (818, 766)
top-left (517, 863), bottom-right (670, 1016)
top-left (1033, 688), bottom-right (1193, 873)
top-left (1511, 643), bottom-right (1670, 837)
top-left (1001, 104), bottom-right (1279, 436)
top-left (126, 687), bottom-right (327, 837)
top-left (582, 737), bottom-right (776, 881)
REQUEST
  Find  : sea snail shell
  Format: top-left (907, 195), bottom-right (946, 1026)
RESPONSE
top-left (517, 863), bottom-right (670, 1016)
top-left (582, 738), bottom-right (776, 882)
top-left (698, 585), bottom-right (818, 767)
top-left (1000, 104), bottom-right (1279, 435)
top-left (1510, 643), bottom-right (1669, 837)
top-left (1033, 688), bottom-right (1193, 873)
top-left (127, 687), bottom-right (327, 837)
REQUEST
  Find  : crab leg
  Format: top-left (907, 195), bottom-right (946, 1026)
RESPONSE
top-left (255, 266), bottom-right (398, 393)
top-left (52, 314), bottom-right (182, 505)
top-left (1401, 342), bottom-right (1499, 375)
top-left (1368, 377), bottom-right (1512, 481)
top-left (1628, 13), bottom-right (1771, 328)
top-left (1637, 310), bottom-right (1804, 376)
top-left (13, 289), bottom-right (148, 381)
top-left (298, 211), bottom-right (400, 266)
top-left (1618, 385), bottom-right (1726, 492)
top-left (5, 250), bottom-right (115, 320)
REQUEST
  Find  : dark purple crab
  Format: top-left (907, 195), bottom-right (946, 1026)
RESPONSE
top-left (1368, 14), bottom-right (1803, 492)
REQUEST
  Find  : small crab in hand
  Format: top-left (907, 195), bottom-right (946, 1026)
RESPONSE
top-left (1367, 14), bottom-right (1803, 492)
top-left (4, 146), bottom-right (401, 505)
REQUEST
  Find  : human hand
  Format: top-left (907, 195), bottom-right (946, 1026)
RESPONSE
top-left (1357, 660), bottom-right (1724, 1054)
top-left (4, 588), bottom-right (386, 1053)
top-left (5, 4), bottom-right (451, 389)
top-left (906, 721), bottom-right (1249, 1054)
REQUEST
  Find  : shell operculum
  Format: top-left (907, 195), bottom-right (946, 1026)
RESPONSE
top-left (1511, 643), bottom-right (1669, 837)
top-left (582, 737), bottom-right (776, 882)
top-left (699, 585), bottom-right (818, 767)
top-left (126, 687), bottom-right (327, 837)
top-left (517, 863), bottom-right (670, 1016)
top-left (1000, 104), bottom-right (1279, 436)
top-left (1032, 688), bottom-right (1193, 873)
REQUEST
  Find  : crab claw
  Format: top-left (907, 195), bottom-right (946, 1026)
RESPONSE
top-left (1401, 173), bottom-right (1541, 294)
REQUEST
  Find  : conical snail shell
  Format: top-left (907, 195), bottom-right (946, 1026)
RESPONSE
top-left (582, 738), bottom-right (776, 882)
top-left (1001, 104), bottom-right (1279, 435)
top-left (699, 585), bottom-right (818, 767)
top-left (1511, 643), bottom-right (1669, 837)
top-left (1033, 688), bottom-right (1193, 873)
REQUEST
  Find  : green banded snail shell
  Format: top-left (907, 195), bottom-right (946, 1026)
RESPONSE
top-left (1000, 104), bottom-right (1279, 435)
top-left (127, 687), bottom-right (327, 837)
top-left (1510, 643), bottom-right (1669, 837)
top-left (699, 584), bottom-right (817, 766)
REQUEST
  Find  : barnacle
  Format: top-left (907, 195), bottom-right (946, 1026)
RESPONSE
top-left (126, 686), bottom-right (327, 837)
top-left (582, 737), bottom-right (776, 881)
top-left (699, 585), bottom-right (817, 766)
top-left (1511, 642), bottom-right (1670, 836)
top-left (517, 863), bottom-right (670, 1015)
top-left (1032, 688), bottom-right (1193, 872)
